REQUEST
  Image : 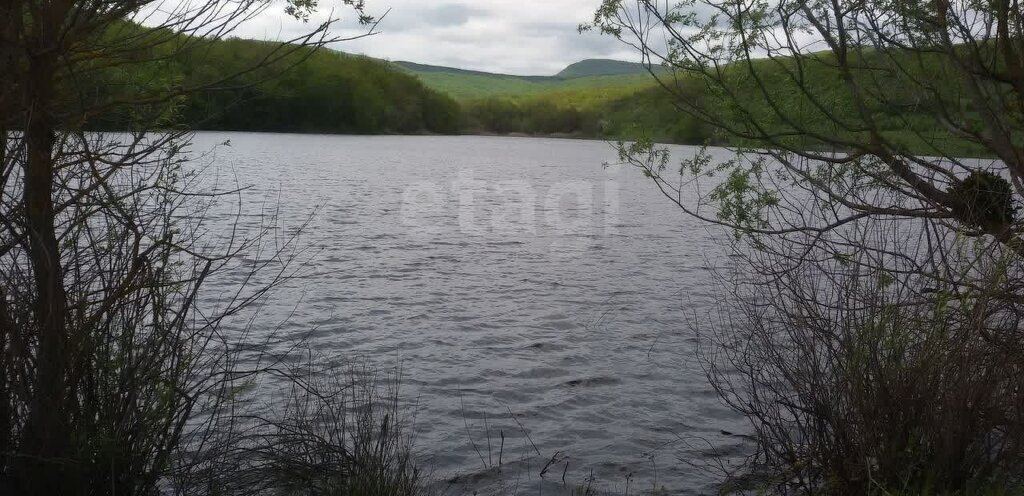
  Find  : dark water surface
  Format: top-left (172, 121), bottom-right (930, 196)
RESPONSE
top-left (189, 133), bottom-right (749, 495)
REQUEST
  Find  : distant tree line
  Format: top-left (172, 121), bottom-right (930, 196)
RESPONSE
top-left (462, 50), bottom-right (999, 156)
top-left (81, 22), bottom-right (993, 155)
top-left (76, 22), bottom-right (715, 144)
top-left (460, 88), bottom-right (715, 144)
top-left (461, 98), bottom-right (599, 136)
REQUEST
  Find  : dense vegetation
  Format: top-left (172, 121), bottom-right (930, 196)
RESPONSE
top-left (460, 85), bottom-right (714, 144)
top-left (392, 59), bottom-right (657, 100)
top-left (555, 59), bottom-right (655, 78)
top-left (389, 59), bottom-right (702, 142)
top-left (83, 27), bottom-right (694, 144)
top-left (87, 24), bottom-right (1003, 157)
top-left (446, 51), bottom-right (1007, 156)
top-left (88, 23), bottom-right (462, 134)
top-left (183, 43), bottom-right (461, 134)
top-left (186, 44), bottom-right (462, 133)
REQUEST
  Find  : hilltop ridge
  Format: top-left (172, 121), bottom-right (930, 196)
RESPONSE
top-left (393, 58), bottom-right (653, 80)
top-left (555, 59), bottom-right (653, 78)
top-left (391, 61), bottom-right (551, 81)
top-left (390, 58), bottom-right (657, 100)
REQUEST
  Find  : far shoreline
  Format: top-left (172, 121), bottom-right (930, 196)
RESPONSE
top-left (178, 128), bottom-right (696, 146)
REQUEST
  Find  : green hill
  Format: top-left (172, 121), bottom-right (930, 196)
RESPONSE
top-left (454, 49), bottom-right (997, 156)
top-left (392, 61), bottom-right (549, 81)
top-left (555, 59), bottom-right (651, 78)
top-left (392, 59), bottom-right (657, 100)
top-left (89, 26), bottom-right (988, 156)
top-left (178, 46), bottom-right (462, 134)
top-left (85, 22), bottom-right (461, 135)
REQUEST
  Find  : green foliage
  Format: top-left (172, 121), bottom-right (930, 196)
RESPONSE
top-left (85, 24), bottom-right (1008, 155)
top-left (461, 97), bottom-right (599, 136)
top-left (181, 45), bottom-right (461, 134)
top-left (458, 83), bottom-right (713, 144)
top-left (554, 59), bottom-right (659, 78)
top-left (400, 48), bottom-right (995, 154)
top-left (86, 26), bottom-right (462, 135)
top-left (599, 85), bottom-right (715, 144)
top-left (692, 49), bottom-right (1001, 156)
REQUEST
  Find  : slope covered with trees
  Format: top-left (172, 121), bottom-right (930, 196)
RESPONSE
top-left (393, 59), bottom-right (656, 100)
top-left (88, 23), bottom-right (462, 135)
top-left (458, 86), bottom-right (713, 144)
top-left (453, 50), bottom-right (1002, 156)
top-left (88, 23), bottom-right (1000, 156)
top-left (182, 42), bottom-right (461, 134)
top-left (555, 59), bottom-right (655, 78)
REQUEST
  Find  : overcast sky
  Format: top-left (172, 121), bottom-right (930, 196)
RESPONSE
top-left (231, 0), bottom-right (641, 75)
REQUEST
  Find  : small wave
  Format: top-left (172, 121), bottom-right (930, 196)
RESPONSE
top-left (562, 376), bottom-right (621, 388)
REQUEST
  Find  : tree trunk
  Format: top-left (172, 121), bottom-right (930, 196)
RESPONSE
top-left (13, 44), bottom-right (74, 494)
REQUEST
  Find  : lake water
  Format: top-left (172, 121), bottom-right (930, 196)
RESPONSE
top-left (188, 133), bottom-right (750, 495)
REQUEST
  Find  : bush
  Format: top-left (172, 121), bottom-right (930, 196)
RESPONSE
top-left (705, 243), bottom-right (1024, 494)
top-left (172, 361), bottom-right (425, 496)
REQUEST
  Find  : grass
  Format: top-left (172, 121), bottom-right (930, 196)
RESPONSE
top-left (180, 362), bottom-right (427, 496)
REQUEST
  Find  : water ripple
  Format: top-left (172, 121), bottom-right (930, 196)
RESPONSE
top-left (191, 133), bottom-right (750, 495)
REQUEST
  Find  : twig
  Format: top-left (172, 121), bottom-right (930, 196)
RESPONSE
top-left (540, 451), bottom-right (562, 477)
top-left (459, 391), bottom-right (488, 468)
top-left (504, 404), bottom-right (541, 457)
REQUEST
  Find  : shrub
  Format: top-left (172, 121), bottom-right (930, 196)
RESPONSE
top-left (705, 244), bottom-right (1024, 494)
top-left (172, 362), bottom-right (425, 496)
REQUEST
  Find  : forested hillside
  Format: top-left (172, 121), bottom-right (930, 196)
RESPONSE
top-left (554, 59), bottom-right (653, 78)
top-left (180, 41), bottom-right (461, 134)
top-left (443, 51), bottom-right (995, 155)
top-left (389, 58), bottom-right (692, 142)
top-left (392, 59), bottom-right (656, 100)
top-left (88, 23), bottom-right (462, 134)
top-left (458, 85), bottom-right (712, 144)
top-left (91, 23), bottom-right (990, 155)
